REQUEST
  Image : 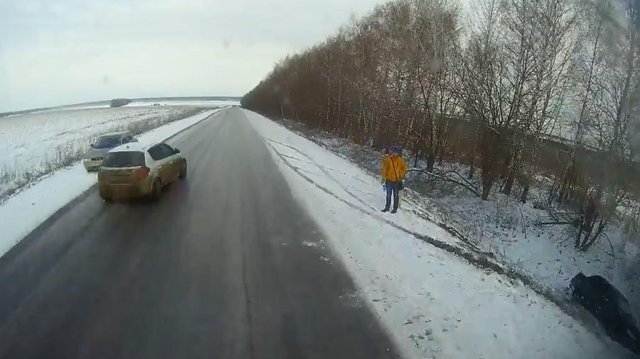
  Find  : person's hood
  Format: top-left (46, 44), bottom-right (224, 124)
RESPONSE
top-left (85, 147), bottom-right (111, 158)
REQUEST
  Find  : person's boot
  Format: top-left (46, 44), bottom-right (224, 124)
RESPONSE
top-left (391, 208), bottom-right (398, 214)
top-left (381, 208), bottom-right (390, 213)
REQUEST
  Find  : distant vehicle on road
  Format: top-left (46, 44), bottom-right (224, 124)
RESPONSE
top-left (98, 141), bottom-right (187, 202)
top-left (83, 132), bottom-right (136, 171)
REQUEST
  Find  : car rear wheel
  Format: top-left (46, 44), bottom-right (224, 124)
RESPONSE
top-left (151, 179), bottom-right (162, 199)
top-left (99, 192), bottom-right (112, 203)
top-left (179, 162), bottom-right (187, 180)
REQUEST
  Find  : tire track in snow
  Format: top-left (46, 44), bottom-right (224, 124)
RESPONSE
top-left (266, 138), bottom-right (373, 210)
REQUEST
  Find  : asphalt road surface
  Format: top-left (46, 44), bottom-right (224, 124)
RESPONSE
top-left (0, 108), bottom-right (399, 359)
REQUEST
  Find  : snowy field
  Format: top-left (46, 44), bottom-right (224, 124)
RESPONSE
top-left (29, 103), bottom-right (111, 113)
top-left (124, 99), bottom-right (239, 107)
top-left (1, 98), bottom-right (240, 117)
top-left (0, 109), bottom-right (220, 258)
top-left (244, 110), bottom-right (633, 358)
top-left (0, 106), bottom-right (207, 199)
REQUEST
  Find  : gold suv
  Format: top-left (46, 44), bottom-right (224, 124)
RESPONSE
top-left (98, 142), bottom-right (187, 201)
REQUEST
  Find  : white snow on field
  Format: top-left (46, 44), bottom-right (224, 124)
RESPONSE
top-left (0, 106), bottom-right (203, 198)
top-left (244, 109), bottom-right (631, 359)
top-left (125, 99), bottom-right (240, 108)
top-left (35, 103), bottom-right (112, 113)
top-left (4, 98), bottom-right (240, 116)
top-left (0, 109), bottom-right (220, 259)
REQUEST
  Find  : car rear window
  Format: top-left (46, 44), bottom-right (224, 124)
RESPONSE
top-left (94, 135), bottom-right (122, 148)
top-left (102, 152), bottom-right (145, 168)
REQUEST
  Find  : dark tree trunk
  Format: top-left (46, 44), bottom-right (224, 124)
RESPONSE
top-left (426, 152), bottom-right (436, 172)
top-left (576, 190), bottom-right (600, 249)
top-left (559, 176), bottom-right (568, 203)
top-left (580, 220), bottom-right (607, 252)
top-left (520, 183), bottom-right (529, 203)
top-left (575, 216), bottom-right (584, 248)
top-left (502, 172), bottom-right (515, 196)
top-left (558, 161), bottom-right (576, 204)
top-left (481, 175), bottom-right (494, 200)
top-left (479, 126), bottom-right (499, 201)
top-left (501, 155), bottom-right (512, 180)
top-left (547, 174), bottom-right (559, 206)
top-left (481, 182), bottom-right (492, 200)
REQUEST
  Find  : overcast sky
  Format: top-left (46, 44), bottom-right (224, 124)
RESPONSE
top-left (0, 0), bottom-right (389, 112)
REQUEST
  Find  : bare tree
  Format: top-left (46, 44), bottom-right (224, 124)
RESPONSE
top-left (240, 0), bottom-right (640, 253)
top-left (463, 0), bottom-right (518, 200)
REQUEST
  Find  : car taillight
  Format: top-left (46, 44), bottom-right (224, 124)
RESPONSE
top-left (135, 166), bottom-right (150, 179)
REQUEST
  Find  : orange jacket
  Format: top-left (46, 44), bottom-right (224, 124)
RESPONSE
top-left (381, 155), bottom-right (408, 182)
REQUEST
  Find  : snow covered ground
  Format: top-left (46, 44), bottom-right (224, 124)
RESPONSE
top-left (125, 99), bottom-right (239, 107)
top-left (244, 109), bottom-right (633, 359)
top-left (0, 106), bottom-right (205, 199)
top-left (31, 103), bottom-right (112, 113)
top-left (409, 168), bottom-right (639, 310)
top-left (0, 109), bottom-right (220, 259)
top-left (1, 98), bottom-right (240, 117)
top-left (304, 130), bottom-right (640, 323)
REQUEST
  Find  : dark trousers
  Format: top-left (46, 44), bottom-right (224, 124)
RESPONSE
top-left (384, 181), bottom-right (400, 210)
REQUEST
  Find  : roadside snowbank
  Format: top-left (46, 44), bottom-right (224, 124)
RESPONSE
top-left (0, 109), bottom-right (220, 258)
top-left (244, 109), bottom-right (631, 359)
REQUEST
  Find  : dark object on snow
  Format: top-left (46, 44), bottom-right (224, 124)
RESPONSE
top-left (570, 273), bottom-right (640, 354)
top-left (110, 98), bottom-right (132, 107)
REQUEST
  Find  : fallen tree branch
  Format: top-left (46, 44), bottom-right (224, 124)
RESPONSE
top-left (535, 221), bottom-right (574, 226)
top-left (602, 233), bottom-right (615, 259)
top-left (409, 168), bottom-right (481, 197)
top-left (436, 169), bottom-right (480, 191)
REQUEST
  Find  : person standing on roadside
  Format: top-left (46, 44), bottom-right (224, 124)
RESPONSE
top-left (380, 145), bottom-right (408, 214)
